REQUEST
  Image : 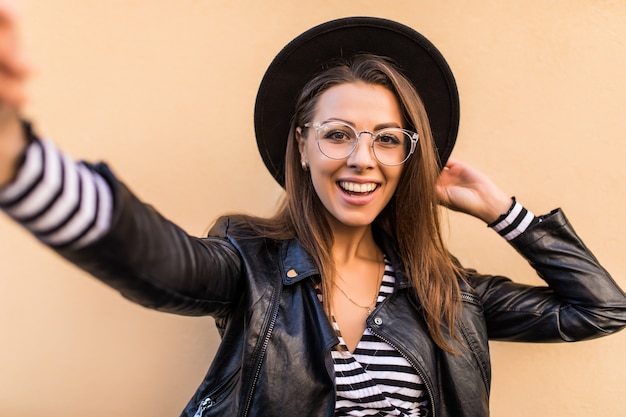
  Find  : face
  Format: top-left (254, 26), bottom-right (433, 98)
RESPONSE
top-left (297, 82), bottom-right (405, 231)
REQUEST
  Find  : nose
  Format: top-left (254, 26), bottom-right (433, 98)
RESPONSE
top-left (346, 132), bottom-right (376, 170)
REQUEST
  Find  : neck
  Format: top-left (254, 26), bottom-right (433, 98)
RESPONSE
top-left (330, 223), bottom-right (379, 266)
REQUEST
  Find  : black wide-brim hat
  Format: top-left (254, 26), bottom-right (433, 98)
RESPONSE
top-left (254, 16), bottom-right (460, 187)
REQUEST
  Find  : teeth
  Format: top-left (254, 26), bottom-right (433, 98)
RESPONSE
top-left (339, 181), bottom-right (377, 193)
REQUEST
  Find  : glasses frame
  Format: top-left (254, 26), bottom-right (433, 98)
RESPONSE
top-left (303, 120), bottom-right (419, 166)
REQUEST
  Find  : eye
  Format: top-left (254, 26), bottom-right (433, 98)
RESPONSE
top-left (321, 125), bottom-right (355, 142)
top-left (325, 130), bottom-right (350, 141)
top-left (375, 131), bottom-right (403, 146)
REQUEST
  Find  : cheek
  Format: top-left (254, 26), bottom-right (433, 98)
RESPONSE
top-left (309, 161), bottom-right (336, 189)
top-left (384, 167), bottom-right (404, 192)
top-left (307, 159), bottom-right (345, 201)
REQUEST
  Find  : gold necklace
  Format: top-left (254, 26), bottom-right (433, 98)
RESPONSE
top-left (335, 259), bottom-right (382, 315)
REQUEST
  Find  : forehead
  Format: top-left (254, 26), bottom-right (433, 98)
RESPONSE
top-left (313, 82), bottom-right (403, 125)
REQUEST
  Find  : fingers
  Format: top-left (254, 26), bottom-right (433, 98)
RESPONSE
top-left (0, 0), bottom-right (30, 107)
top-left (441, 157), bottom-right (461, 170)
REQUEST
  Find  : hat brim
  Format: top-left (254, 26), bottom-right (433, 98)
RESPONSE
top-left (254, 16), bottom-right (460, 187)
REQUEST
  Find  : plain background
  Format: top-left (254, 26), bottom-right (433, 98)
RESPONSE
top-left (1, 1), bottom-right (625, 416)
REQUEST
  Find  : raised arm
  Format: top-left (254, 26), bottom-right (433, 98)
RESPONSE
top-left (437, 158), bottom-right (626, 341)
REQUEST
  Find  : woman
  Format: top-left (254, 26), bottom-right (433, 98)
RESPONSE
top-left (1, 12), bottom-right (625, 417)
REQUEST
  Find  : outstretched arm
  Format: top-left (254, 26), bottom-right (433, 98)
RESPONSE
top-left (0, 2), bottom-right (243, 317)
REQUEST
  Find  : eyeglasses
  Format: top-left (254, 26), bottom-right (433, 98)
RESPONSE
top-left (303, 120), bottom-right (418, 166)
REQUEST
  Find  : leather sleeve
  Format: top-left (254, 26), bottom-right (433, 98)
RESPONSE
top-left (466, 209), bottom-right (626, 342)
top-left (56, 162), bottom-right (244, 318)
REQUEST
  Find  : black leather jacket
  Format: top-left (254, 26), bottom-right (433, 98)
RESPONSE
top-left (59, 166), bottom-right (626, 417)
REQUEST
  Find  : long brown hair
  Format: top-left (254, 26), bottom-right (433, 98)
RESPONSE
top-left (236, 54), bottom-right (461, 352)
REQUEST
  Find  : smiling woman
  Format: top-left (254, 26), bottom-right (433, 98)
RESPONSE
top-left (1, 2), bottom-right (626, 417)
top-left (298, 82), bottom-right (407, 228)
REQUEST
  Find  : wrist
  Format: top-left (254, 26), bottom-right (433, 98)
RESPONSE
top-left (480, 193), bottom-right (513, 224)
top-left (486, 197), bottom-right (516, 226)
top-left (488, 198), bottom-right (537, 240)
top-left (0, 110), bottom-right (29, 188)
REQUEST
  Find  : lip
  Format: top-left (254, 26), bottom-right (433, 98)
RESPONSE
top-left (336, 179), bottom-right (381, 206)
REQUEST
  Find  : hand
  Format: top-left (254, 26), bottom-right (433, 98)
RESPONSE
top-left (436, 158), bottom-right (512, 224)
top-left (0, 0), bottom-right (30, 187)
top-left (0, 0), bottom-right (29, 107)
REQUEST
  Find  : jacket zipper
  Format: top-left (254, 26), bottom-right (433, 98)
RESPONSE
top-left (193, 398), bottom-right (214, 417)
top-left (241, 285), bottom-right (282, 417)
top-left (367, 325), bottom-right (436, 417)
top-left (193, 367), bottom-right (241, 417)
top-left (461, 292), bottom-right (481, 305)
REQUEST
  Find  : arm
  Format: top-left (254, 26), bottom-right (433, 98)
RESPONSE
top-left (59, 163), bottom-right (245, 318)
top-left (469, 209), bottom-right (626, 341)
top-left (438, 159), bottom-right (626, 341)
top-left (1, 128), bottom-right (245, 318)
top-left (0, 3), bottom-right (243, 318)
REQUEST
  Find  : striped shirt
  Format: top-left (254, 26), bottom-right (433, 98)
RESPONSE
top-left (0, 139), bottom-right (112, 249)
top-left (489, 197), bottom-right (537, 241)
top-left (319, 259), bottom-right (430, 416)
top-left (318, 204), bottom-right (536, 416)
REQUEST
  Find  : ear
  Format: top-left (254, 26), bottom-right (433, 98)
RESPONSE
top-left (296, 126), bottom-right (308, 162)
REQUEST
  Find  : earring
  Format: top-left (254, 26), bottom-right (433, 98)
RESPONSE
top-left (301, 161), bottom-right (309, 171)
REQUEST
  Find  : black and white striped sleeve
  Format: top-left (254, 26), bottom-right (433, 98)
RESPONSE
top-left (0, 139), bottom-right (113, 249)
top-left (489, 197), bottom-right (538, 241)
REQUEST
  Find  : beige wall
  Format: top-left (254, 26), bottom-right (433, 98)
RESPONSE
top-left (1, 1), bottom-right (625, 416)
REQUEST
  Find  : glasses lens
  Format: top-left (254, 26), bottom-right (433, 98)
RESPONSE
top-left (316, 122), bottom-right (357, 159)
top-left (313, 122), bottom-right (416, 165)
top-left (373, 129), bottom-right (414, 165)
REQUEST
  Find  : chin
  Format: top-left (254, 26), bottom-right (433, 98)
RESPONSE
top-left (329, 212), bottom-right (378, 229)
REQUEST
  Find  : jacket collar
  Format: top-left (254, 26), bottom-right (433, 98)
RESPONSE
top-left (280, 238), bottom-right (320, 285)
top-left (279, 225), bottom-right (410, 289)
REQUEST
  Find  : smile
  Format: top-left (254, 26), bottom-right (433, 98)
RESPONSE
top-left (338, 181), bottom-right (379, 195)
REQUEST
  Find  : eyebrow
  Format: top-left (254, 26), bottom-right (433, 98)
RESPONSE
top-left (324, 117), bottom-right (403, 130)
